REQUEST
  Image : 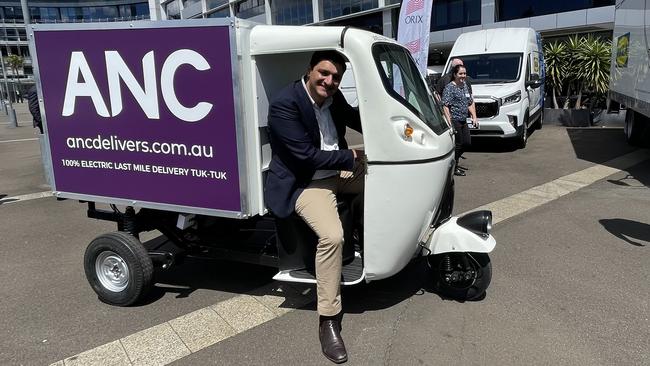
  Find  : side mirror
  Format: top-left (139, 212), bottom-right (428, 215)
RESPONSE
top-left (526, 77), bottom-right (543, 89)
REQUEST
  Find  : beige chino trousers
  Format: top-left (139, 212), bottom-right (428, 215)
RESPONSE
top-left (295, 160), bottom-right (366, 317)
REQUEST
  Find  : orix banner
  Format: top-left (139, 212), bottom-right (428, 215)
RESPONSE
top-left (396, 0), bottom-right (434, 75)
top-left (33, 24), bottom-right (242, 213)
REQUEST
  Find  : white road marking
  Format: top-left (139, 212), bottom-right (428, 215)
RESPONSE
top-left (0, 191), bottom-right (52, 205)
top-left (0, 137), bottom-right (39, 143)
top-left (36, 147), bottom-right (650, 366)
top-left (55, 283), bottom-right (315, 366)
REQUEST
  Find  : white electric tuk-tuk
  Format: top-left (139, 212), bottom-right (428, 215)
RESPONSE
top-left (29, 19), bottom-right (495, 307)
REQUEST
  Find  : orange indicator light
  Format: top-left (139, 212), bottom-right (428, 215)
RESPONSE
top-left (404, 123), bottom-right (414, 137)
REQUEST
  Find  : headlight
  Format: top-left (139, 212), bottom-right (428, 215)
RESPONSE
top-left (457, 210), bottom-right (492, 238)
top-left (501, 91), bottom-right (521, 106)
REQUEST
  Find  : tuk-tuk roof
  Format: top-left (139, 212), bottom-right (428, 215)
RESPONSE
top-left (249, 25), bottom-right (398, 55)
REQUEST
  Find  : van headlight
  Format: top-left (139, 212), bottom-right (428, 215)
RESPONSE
top-left (501, 91), bottom-right (521, 106)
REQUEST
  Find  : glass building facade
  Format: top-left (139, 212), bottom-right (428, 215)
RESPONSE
top-left (322, 0), bottom-right (378, 20)
top-left (0, 0), bottom-right (150, 98)
top-left (151, 0), bottom-right (616, 70)
top-left (496, 0), bottom-right (615, 22)
top-left (234, 0), bottom-right (265, 19)
top-left (431, 0), bottom-right (481, 32)
top-left (1, 2), bottom-right (149, 23)
top-left (271, 0), bottom-right (313, 25)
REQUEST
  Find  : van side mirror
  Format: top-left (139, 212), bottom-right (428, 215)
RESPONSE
top-left (526, 74), bottom-right (542, 88)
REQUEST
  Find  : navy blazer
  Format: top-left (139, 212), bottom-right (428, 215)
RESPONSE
top-left (264, 80), bottom-right (362, 218)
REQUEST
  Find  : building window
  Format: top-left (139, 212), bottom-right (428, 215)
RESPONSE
top-left (496, 0), bottom-right (615, 22)
top-left (235, 0), bottom-right (265, 19)
top-left (165, 0), bottom-right (182, 19)
top-left (271, 0), bottom-right (312, 25)
top-left (60, 7), bottom-right (84, 21)
top-left (208, 0), bottom-right (230, 10)
top-left (2, 6), bottom-right (24, 21)
top-left (322, 0), bottom-right (378, 20)
top-left (83, 6), bottom-right (119, 20)
top-left (0, 28), bottom-right (19, 42)
top-left (326, 11), bottom-right (382, 34)
top-left (207, 7), bottom-right (231, 17)
top-left (118, 3), bottom-right (150, 19)
top-left (430, 0), bottom-right (480, 32)
top-left (30, 7), bottom-right (61, 22)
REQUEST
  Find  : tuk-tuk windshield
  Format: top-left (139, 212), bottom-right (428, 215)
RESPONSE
top-left (372, 43), bottom-right (449, 135)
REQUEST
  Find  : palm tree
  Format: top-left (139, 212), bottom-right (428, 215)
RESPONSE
top-left (6, 54), bottom-right (23, 101)
top-left (578, 36), bottom-right (611, 94)
top-left (563, 35), bottom-right (586, 109)
top-left (543, 41), bottom-right (567, 109)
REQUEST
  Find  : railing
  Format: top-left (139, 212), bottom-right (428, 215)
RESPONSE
top-left (0, 14), bottom-right (150, 26)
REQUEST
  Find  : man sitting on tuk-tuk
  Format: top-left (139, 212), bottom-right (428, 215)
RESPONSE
top-left (265, 50), bottom-right (364, 364)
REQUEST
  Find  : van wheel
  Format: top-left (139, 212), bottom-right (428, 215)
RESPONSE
top-left (516, 120), bottom-right (528, 149)
top-left (84, 232), bottom-right (153, 306)
top-left (428, 253), bottom-right (492, 301)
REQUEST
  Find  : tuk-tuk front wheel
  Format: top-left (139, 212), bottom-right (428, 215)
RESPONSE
top-left (84, 232), bottom-right (153, 306)
top-left (428, 252), bottom-right (491, 301)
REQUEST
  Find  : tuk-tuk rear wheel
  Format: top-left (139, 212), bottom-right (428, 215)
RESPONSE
top-left (428, 252), bottom-right (491, 301)
top-left (84, 231), bottom-right (153, 306)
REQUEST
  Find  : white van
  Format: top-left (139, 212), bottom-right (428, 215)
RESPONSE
top-left (444, 28), bottom-right (545, 148)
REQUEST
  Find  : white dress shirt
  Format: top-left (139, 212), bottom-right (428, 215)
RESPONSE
top-left (302, 79), bottom-right (340, 180)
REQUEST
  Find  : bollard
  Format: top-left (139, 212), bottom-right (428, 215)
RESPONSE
top-left (39, 133), bottom-right (53, 187)
top-left (7, 104), bottom-right (17, 128)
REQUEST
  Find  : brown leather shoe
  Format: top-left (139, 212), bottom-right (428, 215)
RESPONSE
top-left (319, 319), bottom-right (348, 363)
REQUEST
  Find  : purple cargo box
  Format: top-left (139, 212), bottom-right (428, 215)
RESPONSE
top-left (31, 21), bottom-right (245, 216)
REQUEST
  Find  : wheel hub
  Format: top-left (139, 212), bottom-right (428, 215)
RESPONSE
top-left (440, 254), bottom-right (478, 289)
top-left (96, 251), bottom-right (129, 292)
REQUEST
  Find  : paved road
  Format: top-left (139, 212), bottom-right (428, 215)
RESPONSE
top-left (1, 104), bottom-right (648, 365)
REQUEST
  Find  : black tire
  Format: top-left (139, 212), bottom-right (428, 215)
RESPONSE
top-left (84, 231), bottom-right (153, 306)
top-left (428, 252), bottom-right (492, 301)
top-left (515, 116), bottom-right (529, 149)
top-left (625, 110), bottom-right (643, 146)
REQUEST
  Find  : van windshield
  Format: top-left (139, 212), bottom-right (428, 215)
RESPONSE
top-left (372, 43), bottom-right (449, 135)
top-left (453, 53), bottom-right (522, 84)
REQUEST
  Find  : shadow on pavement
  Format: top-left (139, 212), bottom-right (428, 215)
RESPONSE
top-left (599, 218), bottom-right (649, 247)
top-left (134, 248), bottom-right (278, 307)
top-left (466, 136), bottom-right (517, 153)
top-left (565, 128), bottom-right (639, 166)
top-left (342, 258), bottom-right (428, 314)
top-left (465, 128), bottom-right (543, 153)
top-left (606, 159), bottom-right (650, 188)
top-left (343, 257), bottom-right (483, 314)
top-left (0, 193), bottom-right (18, 205)
top-left (139, 235), bottom-right (453, 312)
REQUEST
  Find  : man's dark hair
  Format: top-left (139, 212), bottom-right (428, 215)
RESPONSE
top-left (309, 50), bottom-right (347, 72)
top-left (452, 64), bottom-right (466, 78)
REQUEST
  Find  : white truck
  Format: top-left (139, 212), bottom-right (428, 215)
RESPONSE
top-left (609, 0), bottom-right (650, 145)
top-left (444, 28), bottom-right (545, 148)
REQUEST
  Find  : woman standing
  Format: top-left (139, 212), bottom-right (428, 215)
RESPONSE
top-left (442, 64), bottom-right (477, 176)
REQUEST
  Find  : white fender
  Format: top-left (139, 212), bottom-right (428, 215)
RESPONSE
top-left (426, 217), bottom-right (496, 255)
